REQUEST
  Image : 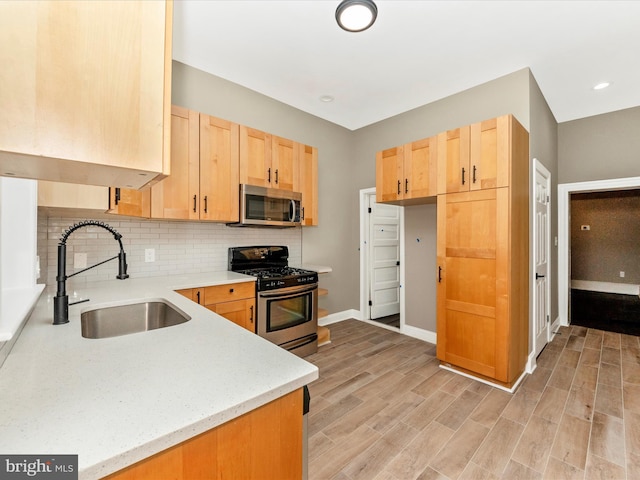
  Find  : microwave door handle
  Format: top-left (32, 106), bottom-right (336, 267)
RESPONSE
top-left (289, 199), bottom-right (295, 222)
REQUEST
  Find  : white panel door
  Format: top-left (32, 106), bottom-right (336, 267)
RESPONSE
top-left (368, 196), bottom-right (401, 319)
top-left (533, 159), bottom-right (551, 358)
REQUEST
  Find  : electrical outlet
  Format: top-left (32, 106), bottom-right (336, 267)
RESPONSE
top-left (620, 271), bottom-right (625, 278)
top-left (145, 248), bottom-right (155, 263)
top-left (74, 253), bottom-right (87, 269)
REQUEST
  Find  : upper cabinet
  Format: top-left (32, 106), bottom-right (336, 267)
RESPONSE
top-left (0, 0), bottom-right (173, 189)
top-left (376, 136), bottom-right (437, 205)
top-left (437, 117), bottom-right (509, 194)
top-left (299, 144), bottom-right (318, 226)
top-left (107, 187), bottom-right (150, 218)
top-left (151, 106), bottom-right (239, 223)
top-left (240, 127), bottom-right (272, 188)
top-left (271, 136), bottom-right (298, 192)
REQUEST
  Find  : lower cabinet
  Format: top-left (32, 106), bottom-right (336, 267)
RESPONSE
top-left (103, 388), bottom-right (303, 480)
top-left (176, 282), bottom-right (256, 333)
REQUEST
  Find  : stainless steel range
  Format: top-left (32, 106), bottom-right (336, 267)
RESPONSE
top-left (228, 246), bottom-right (318, 357)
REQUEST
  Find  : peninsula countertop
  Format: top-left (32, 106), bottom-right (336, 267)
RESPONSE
top-left (0, 271), bottom-right (319, 479)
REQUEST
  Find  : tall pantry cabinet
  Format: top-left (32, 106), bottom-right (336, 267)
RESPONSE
top-left (436, 115), bottom-right (529, 386)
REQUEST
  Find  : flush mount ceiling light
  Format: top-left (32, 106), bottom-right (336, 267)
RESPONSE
top-left (319, 95), bottom-right (335, 103)
top-left (593, 82), bottom-right (611, 90)
top-left (336, 0), bottom-right (377, 32)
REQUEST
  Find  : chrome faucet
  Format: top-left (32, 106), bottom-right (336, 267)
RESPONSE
top-left (53, 220), bottom-right (129, 325)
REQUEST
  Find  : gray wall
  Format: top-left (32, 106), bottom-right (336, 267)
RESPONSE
top-left (529, 71), bottom-right (559, 328)
top-left (571, 191), bottom-right (640, 285)
top-left (353, 68), bottom-right (531, 331)
top-left (558, 106), bottom-right (640, 184)
top-left (171, 61), bottom-right (355, 315)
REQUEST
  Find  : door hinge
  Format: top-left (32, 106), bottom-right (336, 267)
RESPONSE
top-left (368, 207), bottom-right (372, 213)
top-left (368, 300), bottom-right (373, 306)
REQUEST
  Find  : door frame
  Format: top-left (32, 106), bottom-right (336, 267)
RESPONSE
top-left (532, 159), bottom-right (551, 359)
top-left (558, 175), bottom-right (640, 326)
top-left (359, 187), bottom-right (405, 331)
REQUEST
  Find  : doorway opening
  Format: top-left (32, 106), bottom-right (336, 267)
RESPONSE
top-left (359, 188), bottom-right (403, 331)
top-left (558, 176), bottom-right (640, 327)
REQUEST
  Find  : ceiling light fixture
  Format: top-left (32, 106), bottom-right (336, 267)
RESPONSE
top-left (335, 0), bottom-right (377, 32)
top-left (593, 82), bottom-right (611, 90)
top-left (320, 95), bottom-right (335, 103)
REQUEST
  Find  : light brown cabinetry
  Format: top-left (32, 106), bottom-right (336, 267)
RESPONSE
top-left (0, 0), bottom-right (173, 189)
top-left (104, 388), bottom-right (303, 480)
top-left (203, 282), bottom-right (256, 332)
top-left (376, 137), bottom-right (437, 205)
top-left (177, 282), bottom-right (256, 332)
top-left (437, 117), bottom-right (508, 194)
top-left (436, 114), bottom-right (529, 387)
top-left (151, 106), bottom-right (239, 223)
top-left (271, 136), bottom-right (298, 191)
top-left (299, 144), bottom-right (319, 226)
top-left (240, 126), bottom-right (272, 188)
top-left (38, 181), bottom-right (109, 211)
top-left (107, 187), bottom-right (150, 218)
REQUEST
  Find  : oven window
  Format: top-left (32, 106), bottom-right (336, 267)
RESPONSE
top-left (267, 293), bottom-right (312, 332)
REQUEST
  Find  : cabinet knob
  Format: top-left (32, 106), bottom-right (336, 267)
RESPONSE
top-left (229, 288), bottom-right (234, 293)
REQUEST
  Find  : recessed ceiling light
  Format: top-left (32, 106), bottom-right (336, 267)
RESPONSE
top-left (593, 82), bottom-right (611, 90)
top-left (320, 95), bottom-right (335, 103)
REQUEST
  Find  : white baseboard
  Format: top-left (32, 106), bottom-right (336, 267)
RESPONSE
top-left (439, 364), bottom-right (527, 394)
top-left (571, 279), bottom-right (640, 296)
top-left (318, 309), bottom-right (361, 326)
top-left (402, 324), bottom-right (437, 345)
top-left (526, 352), bottom-right (537, 374)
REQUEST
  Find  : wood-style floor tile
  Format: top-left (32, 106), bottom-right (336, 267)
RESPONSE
top-left (307, 320), bottom-right (637, 480)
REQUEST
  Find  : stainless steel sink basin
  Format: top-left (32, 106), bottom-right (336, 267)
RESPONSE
top-left (81, 300), bottom-right (191, 339)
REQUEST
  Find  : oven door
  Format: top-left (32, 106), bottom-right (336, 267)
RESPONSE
top-left (257, 284), bottom-right (318, 348)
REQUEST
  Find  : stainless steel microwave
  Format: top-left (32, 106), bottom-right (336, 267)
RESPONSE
top-left (228, 184), bottom-right (301, 228)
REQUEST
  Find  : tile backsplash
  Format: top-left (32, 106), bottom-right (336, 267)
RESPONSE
top-left (39, 212), bottom-right (302, 290)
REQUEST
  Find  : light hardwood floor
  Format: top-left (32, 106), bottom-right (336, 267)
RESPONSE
top-left (305, 320), bottom-right (640, 480)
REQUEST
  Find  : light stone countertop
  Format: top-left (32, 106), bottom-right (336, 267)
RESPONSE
top-left (0, 271), bottom-right (319, 479)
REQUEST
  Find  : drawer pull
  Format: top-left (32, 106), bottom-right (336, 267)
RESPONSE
top-left (229, 288), bottom-right (234, 293)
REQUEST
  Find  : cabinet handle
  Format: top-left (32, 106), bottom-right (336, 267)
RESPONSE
top-left (405, 178), bottom-right (408, 193)
top-left (536, 273), bottom-right (546, 279)
top-left (196, 290), bottom-right (201, 304)
top-left (472, 165), bottom-right (477, 184)
top-left (268, 168), bottom-right (271, 183)
top-left (193, 195), bottom-right (197, 213)
top-left (204, 196), bottom-right (208, 213)
top-left (461, 168), bottom-right (466, 185)
top-left (229, 288), bottom-right (234, 293)
top-left (275, 169), bottom-right (279, 184)
top-left (397, 180), bottom-right (401, 195)
top-left (249, 305), bottom-right (254, 324)
top-left (114, 187), bottom-right (121, 205)
top-left (438, 266), bottom-right (442, 283)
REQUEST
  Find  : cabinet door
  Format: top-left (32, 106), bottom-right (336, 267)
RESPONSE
top-left (271, 136), bottom-right (298, 191)
top-left (375, 146), bottom-right (403, 203)
top-left (38, 181), bottom-right (109, 210)
top-left (437, 126), bottom-right (470, 194)
top-left (107, 187), bottom-right (150, 218)
top-left (199, 115), bottom-right (240, 222)
top-left (299, 144), bottom-right (318, 226)
top-left (240, 126), bottom-right (272, 187)
top-left (470, 116), bottom-right (511, 190)
top-left (0, 0), bottom-right (172, 188)
top-left (404, 136), bottom-right (437, 200)
top-left (151, 106), bottom-right (200, 220)
top-left (176, 288), bottom-right (204, 305)
top-left (436, 189), bottom-right (509, 381)
top-left (209, 299), bottom-right (255, 332)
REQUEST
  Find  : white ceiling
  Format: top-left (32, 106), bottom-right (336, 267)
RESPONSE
top-left (172, 0), bottom-right (640, 131)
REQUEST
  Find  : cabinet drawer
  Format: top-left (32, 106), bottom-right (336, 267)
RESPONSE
top-left (203, 282), bottom-right (255, 305)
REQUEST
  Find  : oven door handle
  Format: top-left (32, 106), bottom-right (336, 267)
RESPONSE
top-left (259, 285), bottom-right (318, 298)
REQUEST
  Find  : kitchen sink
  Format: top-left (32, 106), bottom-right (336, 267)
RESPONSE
top-left (81, 300), bottom-right (191, 339)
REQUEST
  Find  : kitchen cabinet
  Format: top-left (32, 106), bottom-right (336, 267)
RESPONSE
top-left (436, 114), bottom-right (529, 387)
top-left (204, 282), bottom-right (255, 332)
top-left (299, 144), bottom-right (319, 226)
top-left (0, 0), bottom-right (173, 189)
top-left (38, 181), bottom-right (109, 211)
top-left (151, 106), bottom-right (240, 222)
top-left (239, 127), bottom-right (302, 193)
top-left (375, 136), bottom-right (437, 205)
top-left (104, 388), bottom-right (303, 480)
top-left (175, 287), bottom-right (204, 306)
top-left (107, 187), bottom-right (150, 218)
top-left (437, 117), bottom-right (508, 194)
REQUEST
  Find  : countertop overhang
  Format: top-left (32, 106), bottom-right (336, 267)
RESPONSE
top-left (0, 271), bottom-right (319, 479)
